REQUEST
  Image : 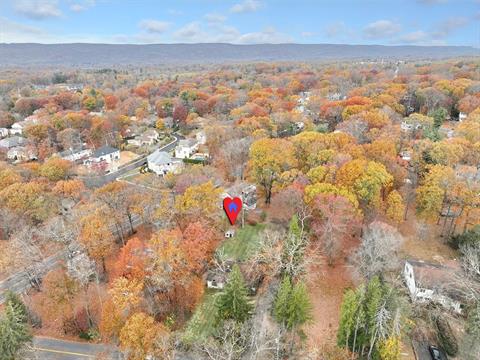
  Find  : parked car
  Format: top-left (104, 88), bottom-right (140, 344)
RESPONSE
top-left (428, 345), bottom-right (445, 360)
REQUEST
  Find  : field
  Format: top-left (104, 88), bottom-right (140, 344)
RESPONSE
top-left (183, 224), bottom-right (266, 341)
top-left (218, 224), bottom-right (266, 261)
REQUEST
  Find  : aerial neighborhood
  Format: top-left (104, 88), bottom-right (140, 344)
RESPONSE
top-left (0, 2), bottom-right (479, 359)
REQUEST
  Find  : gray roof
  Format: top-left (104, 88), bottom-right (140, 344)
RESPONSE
top-left (178, 138), bottom-right (198, 148)
top-left (0, 136), bottom-right (25, 148)
top-left (92, 145), bottom-right (118, 158)
top-left (147, 149), bottom-right (175, 165)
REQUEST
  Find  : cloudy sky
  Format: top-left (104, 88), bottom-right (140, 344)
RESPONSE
top-left (0, 0), bottom-right (479, 46)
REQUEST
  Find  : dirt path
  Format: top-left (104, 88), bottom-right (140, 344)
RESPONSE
top-left (304, 260), bottom-right (353, 348)
top-left (304, 235), bottom-right (358, 349)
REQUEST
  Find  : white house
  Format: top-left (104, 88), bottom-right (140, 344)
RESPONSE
top-left (147, 149), bottom-right (182, 176)
top-left (174, 138), bottom-right (199, 159)
top-left (0, 128), bottom-right (9, 138)
top-left (459, 112), bottom-right (467, 122)
top-left (222, 182), bottom-right (257, 210)
top-left (58, 147), bottom-right (92, 162)
top-left (294, 121), bottom-right (305, 131)
top-left (206, 271), bottom-right (227, 290)
top-left (400, 150), bottom-right (411, 161)
top-left (195, 130), bottom-right (207, 145)
top-left (10, 122), bottom-right (24, 135)
top-left (85, 146), bottom-right (120, 165)
top-left (127, 129), bottom-right (160, 147)
top-left (403, 260), bottom-right (463, 314)
top-left (400, 121), bottom-right (414, 132)
top-left (10, 115), bottom-right (39, 135)
top-left (7, 146), bottom-right (37, 162)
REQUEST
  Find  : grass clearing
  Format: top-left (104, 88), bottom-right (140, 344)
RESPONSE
top-left (183, 224), bottom-right (266, 343)
top-left (182, 290), bottom-right (220, 343)
top-left (218, 224), bottom-right (266, 261)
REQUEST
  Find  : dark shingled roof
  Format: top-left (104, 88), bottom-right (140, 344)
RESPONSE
top-left (92, 146), bottom-right (118, 158)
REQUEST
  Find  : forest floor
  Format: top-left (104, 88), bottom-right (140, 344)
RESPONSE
top-left (304, 235), bottom-right (359, 349)
top-left (399, 207), bottom-right (457, 263)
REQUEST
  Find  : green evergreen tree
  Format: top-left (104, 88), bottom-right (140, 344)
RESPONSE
top-left (336, 276), bottom-right (402, 358)
top-left (282, 215), bottom-right (306, 278)
top-left (273, 277), bottom-right (312, 330)
top-left (0, 302), bottom-right (32, 360)
top-left (286, 281), bottom-right (312, 330)
top-left (430, 107), bottom-right (448, 129)
top-left (274, 276), bottom-right (293, 324)
top-left (4, 291), bottom-right (28, 320)
top-left (288, 214), bottom-right (302, 239)
top-left (463, 301), bottom-right (480, 359)
top-left (337, 288), bottom-right (363, 349)
top-left (216, 265), bottom-right (253, 323)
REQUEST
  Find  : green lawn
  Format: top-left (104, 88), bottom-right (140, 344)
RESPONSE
top-left (182, 290), bottom-right (220, 343)
top-left (182, 224), bottom-right (266, 343)
top-left (218, 224), bottom-right (266, 261)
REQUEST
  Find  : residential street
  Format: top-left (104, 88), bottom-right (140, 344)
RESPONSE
top-left (30, 337), bottom-right (121, 359)
top-left (80, 133), bottom-right (183, 188)
top-left (0, 135), bottom-right (183, 304)
top-left (0, 213), bottom-right (143, 304)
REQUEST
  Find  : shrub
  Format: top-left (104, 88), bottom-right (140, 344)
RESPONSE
top-left (449, 225), bottom-right (480, 249)
top-left (436, 316), bottom-right (458, 356)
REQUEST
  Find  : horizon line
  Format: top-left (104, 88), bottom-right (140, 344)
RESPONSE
top-left (0, 42), bottom-right (478, 49)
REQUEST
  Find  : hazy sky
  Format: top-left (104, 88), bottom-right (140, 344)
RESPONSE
top-left (1, 0), bottom-right (479, 46)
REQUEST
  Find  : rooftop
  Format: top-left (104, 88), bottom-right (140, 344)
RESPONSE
top-left (92, 145), bottom-right (118, 158)
top-left (147, 149), bottom-right (177, 165)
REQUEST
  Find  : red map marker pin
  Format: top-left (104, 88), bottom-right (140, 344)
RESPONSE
top-left (223, 197), bottom-right (242, 225)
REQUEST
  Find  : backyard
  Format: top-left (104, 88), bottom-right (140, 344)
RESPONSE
top-left (183, 224), bottom-right (266, 341)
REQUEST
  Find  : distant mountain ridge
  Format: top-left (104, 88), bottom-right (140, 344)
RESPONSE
top-left (0, 43), bottom-right (478, 67)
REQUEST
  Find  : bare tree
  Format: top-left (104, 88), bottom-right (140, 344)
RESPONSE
top-left (460, 242), bottom-right (480, 279)
top-left (352, 221), bottom-right (404, 279)
top-left (198, 320), bottom-right (251, 360)
top-left (219, 137), bottom-right (252, 180)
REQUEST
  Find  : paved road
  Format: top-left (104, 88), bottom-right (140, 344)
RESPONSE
top-left (80, 133), bottom-right (182, 188)
top-left (30, 337), bottom-right (121, 360)
top-left (0, 214), bottom-right (143, 304)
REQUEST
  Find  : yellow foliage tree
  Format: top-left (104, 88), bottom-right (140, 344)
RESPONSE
top-left (119, 312), bottom-right (168, 360)
top-left (378, 336), bottom-right (401, 360)
top-left (248, 138), bottom-right (296, 204)
top-left (385, 190), bottom-right (405, 224)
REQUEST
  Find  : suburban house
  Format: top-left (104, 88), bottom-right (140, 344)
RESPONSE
top-left (147, 149), bottom-right (183, 176)
top-left (454, 165), bottom-right (480, 183)
top-left (9, 122), bottom-right (25, 135)
top-left (400, 150), bottom-right (412, 161)
top-left (7, 146), bottom-right (37, 162)
top-left (206, 263), bottom-right (264, 295)
top-left (10, 115), bottom-right (39, 135)
top-left (222, 182), bottom-right (257, 210)
top-left (195, 130), bottom-right (207, 145)
top-left (0, 136), bottom-right (26, 150)
top-left (84, 146), bottom-right (120, 165)
top-left (128, 129), bottom-right (160, 147)
top-left (327, 92), bottom-right (346, 101)
top-left (58, 147), bottom-right (92, 162)
top-left (0, 128), bottom-right (8, 138)
top-left (206, 271), bottom-right (227, 290)
top-left (439, 124), bottom-right (454, 139)
top-left (174, 138), bottom-right (199, 159)
top-left (294, 121), bottom-right (305, 131)
top-left (403, 260), bottom-right (464, 314)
